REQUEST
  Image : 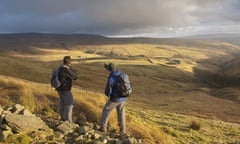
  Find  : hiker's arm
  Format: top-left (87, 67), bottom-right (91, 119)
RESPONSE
top-left (65, 68), bottom-right (78, 80)
top-left (104, 77), bottom-right (114, 97)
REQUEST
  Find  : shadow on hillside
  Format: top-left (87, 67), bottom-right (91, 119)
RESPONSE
top-left (192, 53), bottom-right (240, 102)
top-left (193, 56), bottom-right (240, 88)
top-left (193, 67), bottom-right (240, 87)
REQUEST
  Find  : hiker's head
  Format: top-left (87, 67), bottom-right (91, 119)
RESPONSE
top-left (104, 63), bottom-right (116, 72)
top-left (63, 56), bottom-right (72, 66)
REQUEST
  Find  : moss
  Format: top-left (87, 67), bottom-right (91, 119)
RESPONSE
top-left (5, 134), bottom-right (32, 144)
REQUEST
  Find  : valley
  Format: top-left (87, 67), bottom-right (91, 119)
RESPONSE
top-left (0, 33), bottom-right (240, 143)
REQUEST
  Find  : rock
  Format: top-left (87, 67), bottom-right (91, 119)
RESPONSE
top-left (2, 110), bottom-right (11, 116)
top-left (137, 139), bottom-right (142, 143)
top-left (85, 122), bottom-right (94, 128)
top-left (93, 122), bottom-right (98, 130)
top-left (100, 137), bottom-right (108, 144)
top-left (5, 113), bottom-right (52, 133)
top-left (12, 104), bottom-right (25, 114)
top-left (0, 115), bottom-right (5, 125)
top-left (6, 107), bottom-right (14, 112)
top-left (0, 128), bottom-right (13, 141)
top-left (56, 121), bottom-right (78, 135)
top-left (0, 124), bottom-right (10, 130)
top-left (125, 137), bottom-right (138, 144)
top-left (21, 109), bottom-right (34, 116)
top-left (0, 106), bottom-right (3, 115)
top-left (76, 115), bottom-right (88, 125)
top-left (74, 135), bottom-right (84, 141)
top-left (108, 139), bottom-right (116, 144)
top-left (54, 131), bottom-right (64, 139)
top-left (115, 139), bottom-right (123, 144)
top-left (0, 115), bottom-right (4, 125)
top-left (92, 132), bottom-right (101, 139)
top-left (0, 105), bottom-right (143, 144)
top-left (87, 133), bottom-right (92, 139)
top-left (46, 135), bottom-right (54, 141)
top-left (94, 140), bottom-right (104, 144)
top-left (78, 125), bottom-right (90, 134)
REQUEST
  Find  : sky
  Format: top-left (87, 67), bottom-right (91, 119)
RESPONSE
top-left (0, 0), bottom-right (240, 37)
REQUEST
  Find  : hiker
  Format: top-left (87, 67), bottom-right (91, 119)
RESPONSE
top-left (56, 56), bottom-right (78, 122)
top-left (100, 63), bottom-right (129, 136)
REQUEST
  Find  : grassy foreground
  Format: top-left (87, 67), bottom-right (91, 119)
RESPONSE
top-left (0, 75), bottom-right (239, 144)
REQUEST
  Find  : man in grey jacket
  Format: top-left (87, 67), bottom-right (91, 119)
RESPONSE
top-left (100, 63), bottom-right (127, 136)
top-left (56, 56), bottom-right (78, 122)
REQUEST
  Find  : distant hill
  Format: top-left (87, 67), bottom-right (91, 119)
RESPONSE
top-left (185, 33), bottom-right (240, 45)
top-left (0, 33), bottom-right (239, 54)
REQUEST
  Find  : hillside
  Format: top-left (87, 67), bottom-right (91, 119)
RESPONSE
top-left (186, 33), bottom-right (240, 46)
top-left (0, 33), bottom-right (240, 143)
top-left (0, 75), bottom-right (239, 144)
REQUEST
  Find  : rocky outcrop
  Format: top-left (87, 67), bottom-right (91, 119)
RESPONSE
top-left (5, 113), bottom-right (52, 133)
top-left (0, 104), bottom-right (143, 144)
top-left (0, 104), bottom-right (53, 143)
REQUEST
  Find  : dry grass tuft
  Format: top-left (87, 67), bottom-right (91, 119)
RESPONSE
top-left (189, 120), bottom-right (201, 131)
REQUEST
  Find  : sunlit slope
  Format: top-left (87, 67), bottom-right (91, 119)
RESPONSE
top-left (0, 75), bottom-right (239, 144)
top-left (1, 53), bottom-right (240, 124)
top-left (0, 75), bottom-right (172, 144)
top-left (1, 33), bottom-right (240, 120)
top-left (129, 107), bottom-right (240, 144)
top-left (6, 43), bottom-right (233, 74)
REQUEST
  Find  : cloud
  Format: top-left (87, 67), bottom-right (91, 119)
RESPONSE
top-left (0, 0), bottom-right (239, 37)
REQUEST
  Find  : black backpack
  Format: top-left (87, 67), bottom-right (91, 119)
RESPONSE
top-left (51, 68), bottom-right (61, 88)
top-left (115, 73), bottom-right (132, 97)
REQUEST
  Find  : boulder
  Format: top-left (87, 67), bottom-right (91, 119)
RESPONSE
top-left (12, 104), bottom-right (25, 114)
top-left (74, 135), bottom-right (84, 141)
top-left (124, 137), bottom-right (138, 144)
top-left (0, 124), bottom-right (10, 130)
top-left (21, 109), bottom-right (34, 116)
top-left (78, 125), bottom-right (90, 134)
top-left (56, 121), bottom-right (78, 135)
top-left (0, 106), bottom-right (3, 115)
top-left (5, 113), bottom-right (52, 133)
top-left (0, 127), bottom-right (13, 141)
top-left (115, 139), bottom-right (123, 144)
top-left (94, 140), bottom-right (105, 144)
top-left (54, 131), bottom-right (64, 139)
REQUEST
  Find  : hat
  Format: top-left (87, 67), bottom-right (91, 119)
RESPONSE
top-left (104, 63), bottom-right (116, 71)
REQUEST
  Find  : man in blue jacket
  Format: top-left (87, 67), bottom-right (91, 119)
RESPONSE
top-left (56, 56), bottom-right (78, 122)
top-left (100, 63), bottom-right (127, 136)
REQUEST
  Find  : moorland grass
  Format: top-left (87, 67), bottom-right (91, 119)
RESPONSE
top-left (1, 41), bottom-right (240, 143)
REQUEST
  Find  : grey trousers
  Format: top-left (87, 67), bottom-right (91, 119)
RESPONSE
top-left (100, 100), bottom-right (126, 134)
top-left (57, 91), bottom-right (74, 122)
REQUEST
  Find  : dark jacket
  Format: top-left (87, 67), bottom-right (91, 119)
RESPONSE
top-left (105, 70), bottom-right (127, 102)
top-left (56, 65), bottom-right (78, 91)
